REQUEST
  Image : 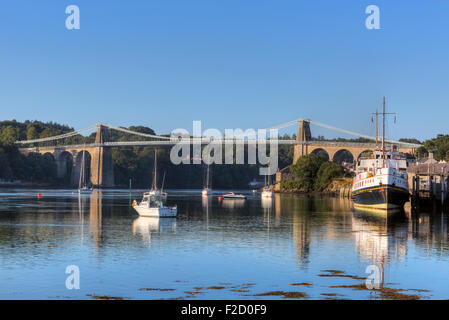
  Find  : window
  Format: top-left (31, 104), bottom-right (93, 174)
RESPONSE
top-left (150, 195), bottom-right (162, 208)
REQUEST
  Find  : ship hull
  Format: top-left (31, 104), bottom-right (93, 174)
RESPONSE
top-left (351, 185), bottom-right (409, 214)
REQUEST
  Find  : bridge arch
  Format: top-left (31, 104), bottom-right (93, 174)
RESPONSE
top-left (73, 150), bottom-right (92, 186)
top-left (56, 151), bottom-right (74, 183)
top-left (310, 148), bottom-right (329, 161)
top-left (332, 149), bottom-right (355, 164)
top-left (356, 149), bottom-right (374, 160)
top-left (43, 152), bottom-right (55, 161)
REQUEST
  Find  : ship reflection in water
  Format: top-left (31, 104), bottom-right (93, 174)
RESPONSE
top-left (0, 189), bottom-right (448, 299)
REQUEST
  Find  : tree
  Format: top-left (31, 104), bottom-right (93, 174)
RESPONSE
top-left (399, 138), bottom-right (421, 144)
top-left (0, 147), bottom-right (13, 179)
top-left (415, 146), bottom-right (428, 159)
top-left (315, 162), bottom-right (344, 190)
top-left (291, 154), bottom-right (325, 190)
top-left (26, 126), bottom-right (39, 141)
top-left (0, 126), bottom-right (19, 146)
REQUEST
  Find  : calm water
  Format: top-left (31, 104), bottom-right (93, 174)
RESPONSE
top-left (0, 188), bottom-right (448, 300)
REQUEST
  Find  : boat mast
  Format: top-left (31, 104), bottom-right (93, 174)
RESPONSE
top-left (382, 97), bottom-right (386, 167)
top-left (152, 149), bottom-right (157, 190)
top-left (161, 171), bottom-right (166, 192)
top-left (79, 150), bottom-right (85, 189)
top-left (371, 110), bottom-right (379, 150)
top-left (206, 164), bottom-right (210, 189)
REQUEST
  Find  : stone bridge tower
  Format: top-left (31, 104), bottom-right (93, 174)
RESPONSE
top-left (293, 120), bottom-right (312, 164)
top-left (91, 124), bottom-right (114, 188)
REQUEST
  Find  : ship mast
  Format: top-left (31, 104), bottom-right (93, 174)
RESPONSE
top-left (375, 110), bottom-right (379, 149)
top-left (372, 110), bottom-right (379, 149)
top-left (380, 97), bottom-right (396, 167)
top-left (382, 96), bottom-right (386, 166)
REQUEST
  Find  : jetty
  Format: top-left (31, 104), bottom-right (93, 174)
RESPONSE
top-left (407, 153), bottom-right (449, 205)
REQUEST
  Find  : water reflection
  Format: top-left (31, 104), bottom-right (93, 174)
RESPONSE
top-left (132, 217), bottom-right (177, 242)
top-left (221, 199), bottom-right (246, 209)
top-left (352, 212), bottom-right (408, 266)
top-left (409, 208), bottom-right (449, 257)
top-left (261, 197), bottom-right (274, 209)
top-left (2, 189), bottom-right (449, 298)
top-left (88, 190), bottom-right (104, 248)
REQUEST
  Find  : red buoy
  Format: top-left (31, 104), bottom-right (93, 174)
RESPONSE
top-left (218, 196), bottom-right (222, 201)
top-left (37, 193), bottom-right (42, 199)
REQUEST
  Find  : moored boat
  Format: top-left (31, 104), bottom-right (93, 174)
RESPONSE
top-left (202, 164), bottom-right (212, 197)
top-left (351, 98), bottom-right (410, 214)
top-left (261, 187), bottom-right (273, 198)
top-left (261, 172), bottom-right (273, 198)
top-left (222, 192), bottom-right (246, 200)
top-left (132, 192), bottom-right (177, 217)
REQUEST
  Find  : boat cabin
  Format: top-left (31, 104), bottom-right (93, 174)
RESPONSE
top-left (356, 147), bottom-right (412, 174)
top-left (141, 193), bottom-right (163, 208)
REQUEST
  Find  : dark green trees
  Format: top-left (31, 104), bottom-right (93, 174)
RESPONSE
top-left (285, 154), bottom-right (344, 191)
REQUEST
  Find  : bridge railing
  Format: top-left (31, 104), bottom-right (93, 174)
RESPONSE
top-left (17, 139), bottom-right (420, 150)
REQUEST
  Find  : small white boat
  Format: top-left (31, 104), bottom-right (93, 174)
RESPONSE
top-left (202, 164), bottom-right (212, 197)
top-left (222, 192), bottom-right (246, 200)
top-left (132, 192), bottom-right (177, 217)
top-left (261, 187), bottom-right (273, 198)
top-left (260, 172), bottom-right (273, 198)
top-left (78, 186), bottom-right (93, 194)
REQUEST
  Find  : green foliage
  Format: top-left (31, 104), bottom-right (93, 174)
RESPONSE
top-left (278, 134), bottom-right (294, 169)
top-left (280, 180), bottom-right (304, 190)
top-left (0, 126), bottom-right (19, 146)
top-left (0, 147), bottom-right (13, 179)
top-left (415, 146), bottom-right (428, 158)
top-left (414, 134), bottom-right (449, 161)
top-left (290, 154), bottom-right (325, 190)
top-left (26, 126), bottom-right (38, 140)
top-left (284, 154), bottom-right (344, 191)
top-left (0, 144), bottom-right (58, 183)
top-left (314, 162), bottom-right (344, 190)
top-left (399, 138), bottom-right (421, 144)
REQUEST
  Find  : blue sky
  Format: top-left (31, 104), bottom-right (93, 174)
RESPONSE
top-left (0, 0), bottom-right (448, 141)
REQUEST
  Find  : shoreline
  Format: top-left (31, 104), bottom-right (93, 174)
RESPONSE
top-left (275, 189), bottom-right (339, 197)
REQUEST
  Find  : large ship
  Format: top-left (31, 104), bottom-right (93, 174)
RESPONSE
top-left (351, 98), bottom-right (411, 213)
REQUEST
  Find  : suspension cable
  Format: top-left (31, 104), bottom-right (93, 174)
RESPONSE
top-left (15, 125), bottom-right (97, 144)
top-left (102, 124), bottom-right (171, 140)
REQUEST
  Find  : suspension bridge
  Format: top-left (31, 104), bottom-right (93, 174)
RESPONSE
top-left (15, 120), bottom-right (421, 188)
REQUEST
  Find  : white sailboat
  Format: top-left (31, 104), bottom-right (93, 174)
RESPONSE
top-left (261, 172), bottom-right (273, 198)
top-left (202, 164), bottom-right (212, 197)
top-left (78, 150), bottom-right (92, 194)
top-left (132, 192), bottom-right (177, 217)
